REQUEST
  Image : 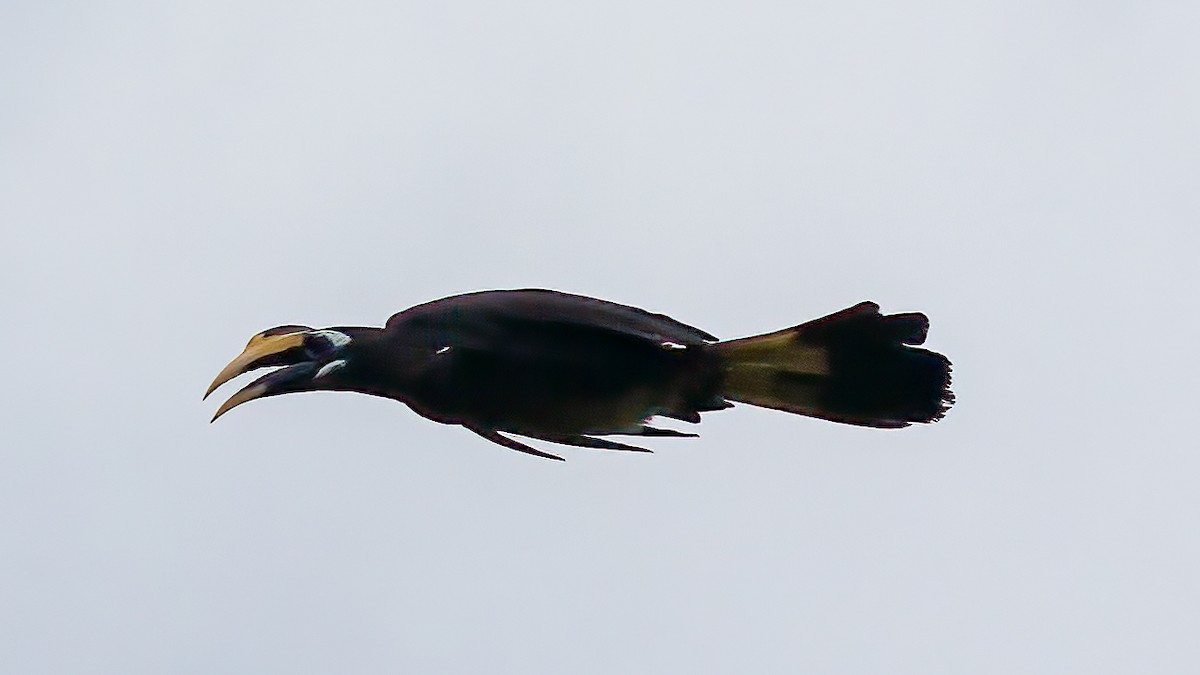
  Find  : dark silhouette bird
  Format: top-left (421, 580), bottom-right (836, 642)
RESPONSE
top-left (206, 289), bottom-right (953, 460)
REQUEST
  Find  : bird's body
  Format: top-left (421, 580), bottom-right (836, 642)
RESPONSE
top-left (207, 290), bottom-right (954, 460)
top-left (379, 291), bottom-right (726, 433)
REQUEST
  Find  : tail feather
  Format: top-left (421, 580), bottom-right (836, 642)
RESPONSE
top-left (716, 302), bottom-right (954, 428)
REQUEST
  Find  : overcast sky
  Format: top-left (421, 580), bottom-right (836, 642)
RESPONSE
top-left (2, 1), bottom-right (1197, 673)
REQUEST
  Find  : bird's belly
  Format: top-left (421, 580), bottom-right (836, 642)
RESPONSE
top-left (501, 386), bottom-right (665, 435)
top-left (406, 343), bottom-right (718, 435)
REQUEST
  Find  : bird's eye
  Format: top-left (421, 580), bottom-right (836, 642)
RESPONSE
top-left (303, 334), bottom-right (335, 359)
top-left (302, 330), bottom-right (352, 360)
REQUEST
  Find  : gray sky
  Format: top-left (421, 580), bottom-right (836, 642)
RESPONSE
top-left (2, 0), bottom-right (1197, 673)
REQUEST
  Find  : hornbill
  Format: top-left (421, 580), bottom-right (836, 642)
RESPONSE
top-left (206, 289), bottom-right (953, 460)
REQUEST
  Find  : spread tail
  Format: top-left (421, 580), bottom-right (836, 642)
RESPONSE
top-left (715, 302), bottom-right (954, 427)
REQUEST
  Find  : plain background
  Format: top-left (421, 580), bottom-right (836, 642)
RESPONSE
top-left (2, 1), bottom-right (1197, 673)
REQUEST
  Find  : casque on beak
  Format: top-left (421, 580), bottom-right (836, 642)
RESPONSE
top-left (205, 330), bottom-right (311, 421)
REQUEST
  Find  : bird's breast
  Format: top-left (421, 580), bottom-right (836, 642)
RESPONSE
top-left (401, 343), bottom-right (719, 435)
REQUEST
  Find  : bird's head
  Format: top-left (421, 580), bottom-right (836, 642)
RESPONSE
top-left (205, 325), bottom-right (356, 421)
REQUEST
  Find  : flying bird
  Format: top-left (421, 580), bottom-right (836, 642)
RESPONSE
top-left (206, 289), bottom-right (953, 460)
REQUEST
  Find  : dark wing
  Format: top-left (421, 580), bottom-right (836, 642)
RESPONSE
top-left (385, 289), bottom-right (717, 347)
top-left (464, 426), bottom-right (566, 461)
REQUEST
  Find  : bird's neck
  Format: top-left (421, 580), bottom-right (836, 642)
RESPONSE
top-left (324, 326), bottom-right (419, 401)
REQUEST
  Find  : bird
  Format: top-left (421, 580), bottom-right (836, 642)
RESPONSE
top-left (206, 289), bottom-right (953, 460)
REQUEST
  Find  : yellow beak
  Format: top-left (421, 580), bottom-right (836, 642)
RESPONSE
top-left (205, 331), bottom-right (307, 400)
top-left (210, 379), bottom-right (272, 421)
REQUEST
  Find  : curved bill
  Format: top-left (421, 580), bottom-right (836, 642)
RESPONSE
top-left (210, 362), bottom-right (315, 421)
top-left (205, 332), bottom-right (307, 400)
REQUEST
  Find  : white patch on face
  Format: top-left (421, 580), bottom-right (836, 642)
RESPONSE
top-left (435, 346), bottom-right (451, 354)
top-left (662, 341), bottom-right (687, 350)
top-left (314, 359), bottom-right (347, 380)
top-left (313, 330), bottom-right (353, 349)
